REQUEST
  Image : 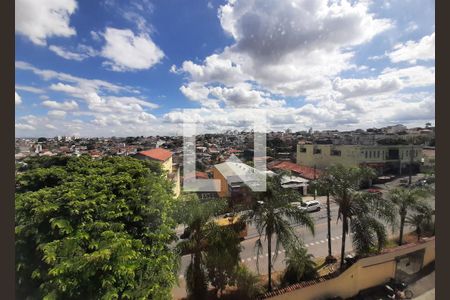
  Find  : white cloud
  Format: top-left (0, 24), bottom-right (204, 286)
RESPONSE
top-left (405, 21), bottom-right (419, 33)
top-left (45, 124), bottom-right (58, 130)
top-left (49, 44), bottom-right (98, 61)
top-left (48, 110), bottom-right (67, 119)
top-left (380, 66), bottom-right (435, 88)
top-left (101, 27), bottom-right (164, 71)
top-left (16, 62), bottom-right (165, 136)
top-left (388, 32), bottom-right (435, 64)
top-left (332, 77), bottom-right (402, 99)
top-left (179, 54), bottom-right (248, 85)
top-left (15, 123), bottom-right (35, 130)
top-left (90, 30), bottom-right (102, 41)
top-left (15, 0), bottom-right (77, 46)
top-left (16, 61), bottom-right (129, 94)
top-left (15, 85), bottom-right (45, 94)
top-left (42, 100), bottom-right (79, 110)
top-left (175, 0), bottom-right (393, 109)
top-left (15, 92), bottom-right (22, 105)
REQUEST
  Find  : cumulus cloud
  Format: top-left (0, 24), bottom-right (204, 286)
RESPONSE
top-left (48, 110), bottom-right (67, 119)
top-left (179, 54), bottom-right (248, 85)
top-left (174, 0), bottom-right (392, 110)
top-left (15, 92), bottom-right (22, 105)
top-left (180, 82), bottom-right (285, 108)
top-left (101, 27), bottom-right (164, 71)
top-left (380, 66), bottom-right (435, 88)
top-left (15, 0), bottom-right (77, 46)
top-left (332, 77), bottom-right (402, 99)
top-left (16, 61), bottom-right (163, 135)
top-left (388, 32), bottom-right (435, 64)
top-left (42, 100), bottom-right (79, 110)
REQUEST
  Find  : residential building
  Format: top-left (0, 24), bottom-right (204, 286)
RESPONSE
top-left (136, 148), bottom-right (173, 173)
top-left (212, 156), bottom-right (271, 199)
top-left (297, 143), bottom-right (423, 175)
top-left (135, 148), bottom-right (181, 197)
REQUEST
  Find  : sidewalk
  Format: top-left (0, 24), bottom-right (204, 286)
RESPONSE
top-left (414, 288), bottom-right (435, 300)
top-left (408, 265), bottom-right (435, 299)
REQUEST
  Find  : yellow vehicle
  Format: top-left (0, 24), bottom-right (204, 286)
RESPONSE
top-left (214, 215), bottom-right (248, 240)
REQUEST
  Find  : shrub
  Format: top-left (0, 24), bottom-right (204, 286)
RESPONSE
top-left (282, 244), bottom-right (318, 286)
top-left (235, 265), bottom-right (264, 299)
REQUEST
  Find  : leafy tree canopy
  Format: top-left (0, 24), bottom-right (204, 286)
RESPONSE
top-left (16, 156), bottom-right (178, 300)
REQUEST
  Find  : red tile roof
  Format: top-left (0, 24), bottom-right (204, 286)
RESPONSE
top-left (269, 161), bottom-right (322, 180)
top-left (184, 171), bottom-right (209, 180)
top-left (138, 148), bottom-right (172, 161)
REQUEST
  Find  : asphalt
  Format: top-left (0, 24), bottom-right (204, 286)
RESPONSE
top-left (172, 174), bottom-right (435, 299)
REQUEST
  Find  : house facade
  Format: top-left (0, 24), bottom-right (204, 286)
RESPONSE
top-left (135, 148), bottom-right (180, 197)
top-left (297, 144), bottom-right (423, 175)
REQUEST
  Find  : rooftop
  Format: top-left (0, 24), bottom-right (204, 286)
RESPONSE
top-left (269, 161), bottom-right (321, 180)
top-left (137, 148), bottom-right (172, 161)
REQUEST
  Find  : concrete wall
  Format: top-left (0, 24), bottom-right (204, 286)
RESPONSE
top-left (266, 238), bottom-right (435, 300)
top-left (212, 166), bottom-right (229, 198)
top-left (172, 167), bottom-right (181, 198)
top-left (161, 156), bottom-right (173, 173)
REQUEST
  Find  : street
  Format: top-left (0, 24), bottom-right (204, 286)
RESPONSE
top-left (172, 174), bottom-right (434, 299)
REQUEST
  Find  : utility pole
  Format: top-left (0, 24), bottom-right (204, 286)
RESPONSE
top-left (326, 177), bottom-right (333, 261)
top-left (408, 144), bottom-right (413, 185)
top-left (313, 164), bottom-right (317, 200)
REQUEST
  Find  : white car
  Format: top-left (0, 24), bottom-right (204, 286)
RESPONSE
top-left (297, 200), bottom-right (321, 212)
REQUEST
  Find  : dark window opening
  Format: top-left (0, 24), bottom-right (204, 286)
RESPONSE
top-left (387, 149), bottom-right (400, 160)
top-left (313, 148), bottom-right (322, 154)
top-left (331, 149), bottom-right (341, 156)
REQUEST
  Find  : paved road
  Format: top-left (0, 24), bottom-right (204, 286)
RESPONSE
top-left (172, 174), bottom-right (434, 298)
top-left (173, 198), bottom-right (346, 299)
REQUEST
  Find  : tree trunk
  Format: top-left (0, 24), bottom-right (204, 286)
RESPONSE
top-left (340, 216), bottom-right (347, 271)
top-left (327, 192), bottom-right (332, 258)
top-left (267, 233), bottom-right (272, 292)
top-left (399, 214), bottom-right (405, 245)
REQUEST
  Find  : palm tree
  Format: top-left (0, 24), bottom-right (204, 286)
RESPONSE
top-left (311, 171), bottom-right (335, 262)
top-left (246, 173), bottom-right (315, 292)
top-left (327, 165), bottom-right (395, 270)
top-left (387, 187), bottom-right (429, 245)
top-left (177, 198), bottom-right (229, 299)
top-left (282, 243), bottom-right (317, 285)
top-left (405, 203), bottom-right (434, 241)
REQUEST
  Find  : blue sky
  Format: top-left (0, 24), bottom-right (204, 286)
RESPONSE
top-left (15, 0), bottom-right (435, 137)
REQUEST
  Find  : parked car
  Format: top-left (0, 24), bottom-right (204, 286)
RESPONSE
top-left (399, 178), bottom-right (409, 184)
top-left (297, 200), bottom-right (321, 212)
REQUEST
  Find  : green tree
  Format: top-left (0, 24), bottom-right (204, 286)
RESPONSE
top-left (177, 198), bottom-right (240, 299)
top-left (205, 224), bottom-right (242, 297)
top-left (282, 243), bottom-right (317, 285)
top-left (234, 265), bottom-right (263, 299)
top-left (405, 203), bottom-right (434, 241)
top-left (327, 165), bottom-right (394, 270)
top-left (388, 187), bottom-right (429, 245)
top-left (248, 173), bottom-right (315, 292)
top-left (16, 156), bottom-right (179, 299)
